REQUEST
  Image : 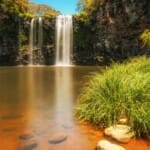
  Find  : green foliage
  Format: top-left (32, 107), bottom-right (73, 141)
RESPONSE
top-left (140, 29), bottom-right (150, 48)
top-left (74, 12), bottom-right (90, 24)
top-left (0, 0), bottom-right (59, 19)
top-left (75, 56), bottom-right (150, 137)
top-left (77, 0), bottom-right (86, 12)
top-left (0, 0), bottom-right (28, 16)
top-left (77, 0), bottom-right (101, 15)
top-left (20, 13), bottom-right (35, 18)
top-left (44, 11), bottom-right (58, 18)
top-left (27, 2), bottom-right (59, 17)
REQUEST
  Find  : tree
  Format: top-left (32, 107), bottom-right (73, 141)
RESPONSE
top-left (27, 2), bottom-right (59, 17)
top-left (77, 0), bottom-right (86, 12)
top-left (77, 0), bottom-right (101, 14)
top-left (0, 0), bottom-right (28, 17)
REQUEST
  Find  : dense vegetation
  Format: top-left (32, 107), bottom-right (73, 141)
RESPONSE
top-left (75, 56), bottom-right (150, 137)
top-left (27, 2), bottom-right (59, 17)
top-left (0, 0), bottom-right (27, 65)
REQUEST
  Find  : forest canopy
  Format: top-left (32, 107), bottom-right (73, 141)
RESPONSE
top-left (0, 0), bottom-right (59, 18)
top-left (77, 0), bottom-right (101, 14)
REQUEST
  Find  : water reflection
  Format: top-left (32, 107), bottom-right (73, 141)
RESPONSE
top-left (0, 67), bottom-right (149, 150)
top-left (54, 67), bottom-right (73, 124)
top-left (0, 67), bottom-right (103, 150)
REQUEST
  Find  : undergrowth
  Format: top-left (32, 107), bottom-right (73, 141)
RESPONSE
top-left (75, 56), bottom-right (150, 137)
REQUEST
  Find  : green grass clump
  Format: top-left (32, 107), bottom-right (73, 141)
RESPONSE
top-left (75, 56), bottom-right (150, 137)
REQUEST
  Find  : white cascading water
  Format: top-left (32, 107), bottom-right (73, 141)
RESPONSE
top-left (55, 15), bottom-right (73, 66)
top-left (29, 18), bottom-right (35, 65)
top-left (38, 17), bottom-right (43, 50)
top-left (29, 17), bottom-right (43, 65)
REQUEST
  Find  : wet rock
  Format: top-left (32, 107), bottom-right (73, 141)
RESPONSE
top-left (19, 134), bottom-right (33, 140)
top-left (97, 140), bottom-right (125, 150)
top-left (48, 132), bottom-right (67, 144)
top-left (19, 140), bottom-right (37, 150)
top-left (119, 118), bottom-right (128, 125)
top-left (104, 125), bottom-right (134, 143)
top-left (22, 142), bottom-right (37, 150)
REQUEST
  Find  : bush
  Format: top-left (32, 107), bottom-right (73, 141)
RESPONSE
top-left (75, 56), bottom-right (150, 137)
top-left (140, 29), bottom-right (150, 49)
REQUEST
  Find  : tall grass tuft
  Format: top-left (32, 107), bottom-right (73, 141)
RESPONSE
top-left (75, 56), bottom-right (150, 137)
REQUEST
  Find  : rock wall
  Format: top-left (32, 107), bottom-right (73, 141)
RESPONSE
top-left (18, 17), bottom-right (56, 65)
top-left (0, 16), bottom-right (55, 66)
top-left (0, 15), bottom-right (19, 65)
top-left (74, 0), bottom-right (150, 65)
top-left (0, 0), bottom-right (149, 66)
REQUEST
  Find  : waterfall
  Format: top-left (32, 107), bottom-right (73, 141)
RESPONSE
top-left (29, 17), bottom-right (43, 65)
top-left (38, 17), bottom-right (43, 50)
top-left (29, 18), bottom-right (35, 65)
top-left (56, 15), bottom-right (73, 66)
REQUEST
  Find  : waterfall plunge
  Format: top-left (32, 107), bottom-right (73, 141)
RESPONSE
top-left (29, 18), bottom-right (35, 65)
top-left (38, 17), bottom-right (43, 50)
top-left (29, 17), bottom-right (43, 65)
top-left (55, 15), bottom-right (73, 66)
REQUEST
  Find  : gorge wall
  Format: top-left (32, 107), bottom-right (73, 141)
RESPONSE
top-left (0, 16), bottom-right (55, 66)
top-left (0, 15), bottom-right (19, 65)
top-left (74, 0), bottom-right (150, 65)
top-left (0, 0), bottom-right (149, 66)
top-left (0, 0), bottom-right (57, 66)
top-left (18, 17), bottom-right (56, 65)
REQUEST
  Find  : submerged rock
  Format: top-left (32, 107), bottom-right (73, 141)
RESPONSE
top-left (22, 143), bottom-right (37, 150)
top-left (104, 125), bottom-right (134, 143)
top-left (97, 140), bottom-right (125, 150)
top-left (48, 132), bottom-right (67, 144)
top-left (19, 134), bottom-right (34, 140)
top-left (19, 140), bottom-right (38, 150)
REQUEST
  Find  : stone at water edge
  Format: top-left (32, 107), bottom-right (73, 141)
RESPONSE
top-left (97, 140), bottom-right (125, 150)
top-left (104, 124), bottom-right (134, 143)
top-left (48, 132), bottom-right (67, 144)
top-left (119, 118), bottom-right (128, 125)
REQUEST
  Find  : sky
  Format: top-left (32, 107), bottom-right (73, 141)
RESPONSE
top-left (32, 0), bottom-right (79, 15)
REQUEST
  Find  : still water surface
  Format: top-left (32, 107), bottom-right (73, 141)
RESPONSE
top-left (0, 66), bottom-right (102, 150)
top-left (0, 67), bottom-right (149, 150)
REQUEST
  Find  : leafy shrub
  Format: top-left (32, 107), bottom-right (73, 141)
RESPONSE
top-left (75, 56), bottom-right (150, 137)
top-left (140, 29), bottom-right (150, 48)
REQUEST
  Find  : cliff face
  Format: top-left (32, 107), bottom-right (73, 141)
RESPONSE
top-left (0, 1), bottom-right (58, 66)
top-left (0, 16), bottom-right (55, 66)
top-left (97, 0), bottom-right (149, 61)
top-left (0, 16), bottom-right (19, 65)
top-left (18, 17), bottom-right (56, 65)
top-left (0, 1), bottom-right (149, 66)
top-left (74, 0), bottom-right (150, 65)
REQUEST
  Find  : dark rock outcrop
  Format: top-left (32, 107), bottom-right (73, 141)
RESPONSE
top-left (73, 0), bottom-right (150, 65)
